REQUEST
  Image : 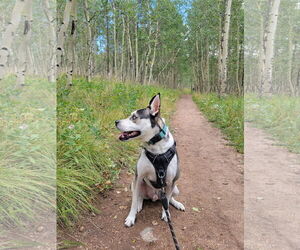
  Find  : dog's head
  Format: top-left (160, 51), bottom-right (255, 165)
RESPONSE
top-left (115, 93), bottom-right (162, 142)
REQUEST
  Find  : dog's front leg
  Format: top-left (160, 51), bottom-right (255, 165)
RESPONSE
top-left (125, 177), bottom-right (142, 227)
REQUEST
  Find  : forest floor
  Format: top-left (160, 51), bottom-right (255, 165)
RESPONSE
top-left (59, 95), bottom-right (244, 249)
top-left (244, 125), bottom-right (300, 250)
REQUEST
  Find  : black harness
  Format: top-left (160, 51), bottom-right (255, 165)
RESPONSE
top-left (144, 123), bottom-right (181, 250)
top-left (144, 143), bottom-right (176, 189)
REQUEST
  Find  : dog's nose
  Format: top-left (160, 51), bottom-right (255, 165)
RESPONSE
top-left (115, 120), bottom-right (120, 126)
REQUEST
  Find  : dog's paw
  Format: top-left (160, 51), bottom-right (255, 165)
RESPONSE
top-left (174, 201), bottom-right (185, 211)
top-left (161, 209), bottom-right (169, 222)
top-left (125, 215), bottom-right (136, 227)
top-left (170, 198), bottom-right (185, 211)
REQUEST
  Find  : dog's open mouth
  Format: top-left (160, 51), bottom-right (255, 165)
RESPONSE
top-left (119, 131), bottom-right (141, 141)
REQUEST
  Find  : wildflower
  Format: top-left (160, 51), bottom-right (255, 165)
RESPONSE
top-left (68, 124), bottom-right (75, 130)
top-left (19, 124), bottom-right (28, 130)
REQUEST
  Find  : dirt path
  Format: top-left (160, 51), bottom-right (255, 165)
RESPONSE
top-left (60, 95), bottom-right (244, 250)
top-left (245, 125), bottom-right (300, 250)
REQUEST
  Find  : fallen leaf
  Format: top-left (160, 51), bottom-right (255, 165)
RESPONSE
top-left (119, 206), bottom-right (127, 210)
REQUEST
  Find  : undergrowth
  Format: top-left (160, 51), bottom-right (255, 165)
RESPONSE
top-left (57, 78), bottom-right (180, 227)
top-left (245, 95), bottom-right (300, 153)
top-left (0, 76), bottom-right (56, 228)
top-left (192, 93), bottom-right (244, 153)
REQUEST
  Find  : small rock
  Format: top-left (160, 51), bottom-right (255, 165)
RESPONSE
top-left (79, 226), bottom-right (84, 232)
top-left (140, 227), bottom-right (157, 243)
top-left (182, 226), bottom-right (187, 231)
top-left (119, 205), bottom-right (127, 210)
top-left (116, 191), bottom-right (121, 194)
top-left (113, 215), bottom-right (118, 219)
top-left (217, 197), bottom-right (221, 200)
top-left (222, 182), bottom-right (229, 185)
top-left (152, 220), bottom-right (158, 226)
top-left (36, 226), bottom-right (44, 232)
top-left (256, 196), bottom-right (264, 200)
top-left (124, 187), bottom-right (128, 192)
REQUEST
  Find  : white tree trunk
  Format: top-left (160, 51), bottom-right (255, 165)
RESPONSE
top-left (57, 0), bottom-right (73, 71)
top-left (120, 16), bottom-right (126, 81)
top-left (43, 0), bottom-right (56, 83)
top-left (148, 22), bottom-right (159, 84)
top-left (0, 0), bottom-right (26, 80)
top-left (219, 0), bottom-right (232, 96)
top-left (84, 0), bottom-right (92, 82)
top-left (135, 15), bottom-right (139, 81)
top-left (260, 0), bottom-right (281, 96)
top-left (66, 0), bottom-right (77, 87)
top-left (16, 0), bottom-right (33, 86)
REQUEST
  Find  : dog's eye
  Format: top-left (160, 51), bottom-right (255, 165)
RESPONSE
top-left (131, 115), bottom-right (137, 120)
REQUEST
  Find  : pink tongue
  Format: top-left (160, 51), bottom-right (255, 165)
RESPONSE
top-left (119, 132), bottom-right (127, 139)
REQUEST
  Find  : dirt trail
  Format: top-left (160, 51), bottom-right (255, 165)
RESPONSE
top-left (61, 95), bottom-right (244, 249)
top-left (245, 125), bottom-right (300, 250)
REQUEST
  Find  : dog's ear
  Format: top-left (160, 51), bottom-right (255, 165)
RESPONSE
top-left (148, 93), bottom-right (160, 116)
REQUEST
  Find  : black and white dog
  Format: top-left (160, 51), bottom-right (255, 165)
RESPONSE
top-left (115, 93), bottom-right (185, 227)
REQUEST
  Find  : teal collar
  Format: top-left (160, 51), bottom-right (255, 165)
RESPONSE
top-left (148, 124), bottom-right (168, 145)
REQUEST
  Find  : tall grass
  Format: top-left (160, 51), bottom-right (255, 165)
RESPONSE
top-left (0, 76), bottom-right (56, 228)
top-left (57, 78), bottom-right (180, 227)
top-left (245, 95), bottom-right (300, 153)
top-left (193, 93), bottom-right (244, 153)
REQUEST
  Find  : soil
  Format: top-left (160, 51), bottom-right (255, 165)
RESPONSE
top-left (59, 95), bottom-right (244, 250)
top-left (244, 124), bottom-right (300, 250)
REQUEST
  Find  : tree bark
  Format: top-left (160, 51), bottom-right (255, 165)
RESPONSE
top-left (43, 0), bottom-right (56, 82)
top-left (16, 0), bottom-right (33, 86)
top-left (148, 21), bottom-right (159, 84)
top-left (120, 15), bottom-right (126, 81)
top-left (84, 0), bottom-right (92, 82)
top-left (111, 0), bottom-right (117, 76)
top-left (105, 1), bottom-right (110, 76)
top-left (0, 0), bottom-right (26, 80)
top-left (66, 0), bottom-right (77, 87)
top-left (218, 0), bottom-right (232, 96)
top-left (57, 0), bottom-right (73, 71)
top-left (260, 0), bottom-right (281, 96)
top-left (135, 13), bottom-right (139, 81)
top-left (126, 16), bottom-right (134, 80)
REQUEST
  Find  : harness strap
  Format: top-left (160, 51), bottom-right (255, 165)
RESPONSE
top-left (144, 143), bottom-right (176, 189)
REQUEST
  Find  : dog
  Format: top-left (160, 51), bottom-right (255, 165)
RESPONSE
top-left (115, 93), bottom-right (185, 227)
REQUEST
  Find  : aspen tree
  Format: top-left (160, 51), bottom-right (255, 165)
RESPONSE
top-left (0, 0), bottom-right (26, 80)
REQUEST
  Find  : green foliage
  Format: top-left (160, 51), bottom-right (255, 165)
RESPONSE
top-left (245, 95), bottom-right (300, 153)
top-left (193, 93), bottom-right (244, 153)
top-left (0, 76), bottom-right (55, 228)
top-left (57, 78), bottom-right (180, 227)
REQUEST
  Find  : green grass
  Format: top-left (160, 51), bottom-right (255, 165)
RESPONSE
top-left (57, 78), bottom-right (180, 227)
top-left (193, 93), bottom-right (244, 153)
top-left (0, 76), bottom-right (56, 228)
top-left (245, 94), bottom-right (300, 153)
